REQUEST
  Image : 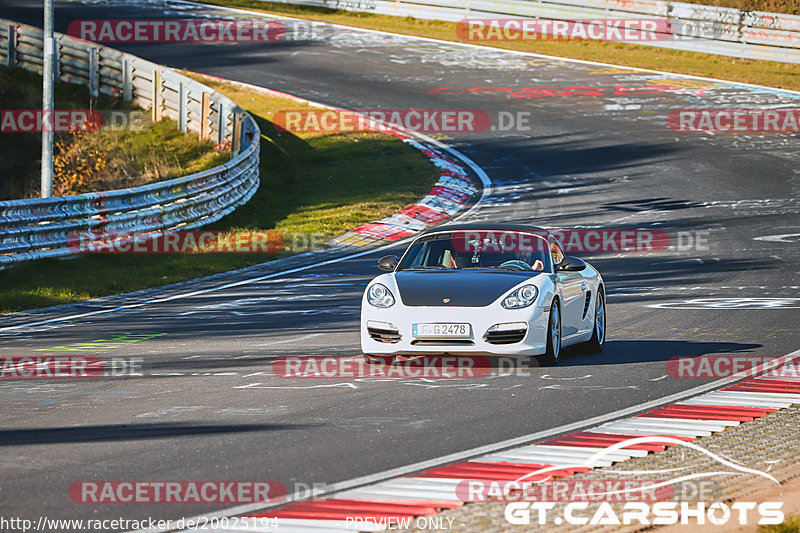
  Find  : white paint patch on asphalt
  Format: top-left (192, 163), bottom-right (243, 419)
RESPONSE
top-left (649, 298), bottom-right (800, 309)
top-left (754, 233), bottom-right (800, 243)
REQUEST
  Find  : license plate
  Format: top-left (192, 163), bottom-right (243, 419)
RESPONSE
top-left (412, 323), bottom-right (471, 339)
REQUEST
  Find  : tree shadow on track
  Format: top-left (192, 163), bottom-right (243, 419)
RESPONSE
top-left (558, 339), bottom-right (761, 367)
top-left (0, 421), bottom-right (322, 446)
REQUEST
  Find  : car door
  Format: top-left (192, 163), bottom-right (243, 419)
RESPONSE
top-left (550, 238), bottom-right (585, 337)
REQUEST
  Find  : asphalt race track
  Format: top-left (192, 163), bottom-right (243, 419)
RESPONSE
top-left (0, 0), bottom-right (799, 529)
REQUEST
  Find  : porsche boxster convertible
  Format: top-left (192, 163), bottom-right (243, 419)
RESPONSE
top-left (360, 224), bottom-right (605, 366)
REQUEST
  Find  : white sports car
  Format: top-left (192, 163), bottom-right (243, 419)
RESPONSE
top-left (360, 224), bottom-right (605, 366)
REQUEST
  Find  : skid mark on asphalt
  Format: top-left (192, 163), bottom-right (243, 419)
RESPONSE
top-left (255, 333), bottom-right (324, 347)
top-left (136, 405), bottom-right (290, 418)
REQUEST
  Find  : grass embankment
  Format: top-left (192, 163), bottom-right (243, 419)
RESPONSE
top-left (202, 0), bottom-right (799, 91)
top-left (680, 0), bottom-right (799, 14)
top-left (761, 515), bottom-right (800, 532)
top-left (0, 75), bottom-right (439, 313)
top-left (0, 66), bottom-right (225, 199)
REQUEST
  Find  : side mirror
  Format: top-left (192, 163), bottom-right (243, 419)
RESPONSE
top-left (557, 256), bottom-right (586, 272)
top-left (377, 255), bottom-right (398, 271)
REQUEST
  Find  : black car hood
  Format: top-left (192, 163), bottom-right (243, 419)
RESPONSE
top-left (394, 270), bottom-right (539, 307)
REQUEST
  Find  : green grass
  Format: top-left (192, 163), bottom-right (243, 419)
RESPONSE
top-left (679, 0), bottom-right (799, 14)
top-left (0, 76), bottom-right (439, 314)
top-left (60, 118), bottom-right (229, 194)
top-left (761, 515), bottom-right (800, 533)
top-left (189, 75), bottom-right (437, 235)
top-left (198, 0), bottom-right (799, 91)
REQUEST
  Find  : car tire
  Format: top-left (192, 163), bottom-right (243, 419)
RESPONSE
top-left (538, 301), bottom-right (561, 367)
top-left (584, 288), bottom-right (606, 353)
top-left (363, 354), bottom-right (394, 365)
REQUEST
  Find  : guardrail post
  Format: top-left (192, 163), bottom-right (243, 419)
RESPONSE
top-left (232, 112), bottom-right (242, 157)
top-left (88, 46), bottom-right (99, 97)
top-left (6, 24), bottom-right (16, 67)
top-left (152, 69), bottom-right (162, 122)
top-left (200, 92), bottom-right (211, 140)
top-left (178, 81), bottom-right (187, 132)
top-left (217, 101), bottom-right (226, 145)
top-left (122, 58), bottom-right (132, 101)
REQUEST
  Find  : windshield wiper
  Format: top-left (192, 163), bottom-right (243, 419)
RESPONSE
top-left (404, 266), bottom-right (450, 270)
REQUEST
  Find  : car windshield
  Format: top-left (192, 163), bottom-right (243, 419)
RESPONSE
top-left (398, 230), bottom-right (551, 272)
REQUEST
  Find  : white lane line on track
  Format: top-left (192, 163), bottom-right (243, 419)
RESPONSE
top-left (132, 348), bottom-right (800, 532)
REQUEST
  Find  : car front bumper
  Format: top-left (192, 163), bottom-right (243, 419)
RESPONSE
top-left (360, 302), bottom-right (550, 357)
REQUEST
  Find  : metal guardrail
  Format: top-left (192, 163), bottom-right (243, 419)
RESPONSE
top-left (0, 18), bottom-right (261, 268)
top-left (264, 0), bottom-right (800, 63)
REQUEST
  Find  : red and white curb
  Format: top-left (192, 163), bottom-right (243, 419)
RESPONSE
top-left (186, 71), bottom-right (481, 249)
top-left (331, 139), bottom-right (478, 247)
top-left (172, 374), bottom-right (799, 532)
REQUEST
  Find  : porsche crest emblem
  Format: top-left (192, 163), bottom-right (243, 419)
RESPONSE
top-left (443, 298), bottom-right (451, 303)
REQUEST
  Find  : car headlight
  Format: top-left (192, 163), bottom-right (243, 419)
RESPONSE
top-left (502, 284), bottom-right (539, 309)
top-left (367, 283), bottom-right (395, 308)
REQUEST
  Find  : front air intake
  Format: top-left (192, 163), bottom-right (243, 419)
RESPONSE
top-left (368, 326), bottom-right (401, 343)
top-left (484, 324), bottom-right (527, 345)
